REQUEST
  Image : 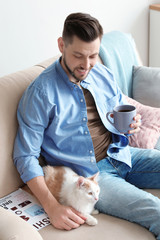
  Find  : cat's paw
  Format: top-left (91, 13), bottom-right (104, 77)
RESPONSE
top-left (86, 215), bottom-right (98, 226)
top-left (91, 209), bottom-right (99, 215)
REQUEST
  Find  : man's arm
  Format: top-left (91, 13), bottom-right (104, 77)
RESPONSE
top-left (14, 79), bottom-right (86, 230)
top-left (27, 176), bottom-right (86, 230)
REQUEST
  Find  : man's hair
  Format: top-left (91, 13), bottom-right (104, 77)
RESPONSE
top-left (62, 12), bottom-right (103, 44)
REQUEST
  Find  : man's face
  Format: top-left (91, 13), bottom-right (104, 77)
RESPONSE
top-left (58, 36), bottom-right (101, 83)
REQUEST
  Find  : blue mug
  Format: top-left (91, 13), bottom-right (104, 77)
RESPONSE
top-left (106, 105), bottom-right (136, 133)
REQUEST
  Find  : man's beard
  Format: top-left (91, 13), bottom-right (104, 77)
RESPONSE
top-left (63, 56), bottom-right (91, 83)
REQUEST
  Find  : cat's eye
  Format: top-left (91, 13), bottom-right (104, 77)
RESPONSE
top-left (88, 192), bottom-right (93, 195)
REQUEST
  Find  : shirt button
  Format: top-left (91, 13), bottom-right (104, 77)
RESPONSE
top-left (83, 117), bottom-right (86, 122)
top-left (84, 131), bottom-right (88, 135)
top-left (80, 99), bottom-right (84, 102)
top-left (90, 150), bottom-right (93, 154)
top-left (91, 159), bottom-right (94, 163)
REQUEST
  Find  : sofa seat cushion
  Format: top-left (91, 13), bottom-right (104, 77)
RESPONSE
top-left (39, 212), bottom-right (155, 240)
top-left (40, 187), bottom-right (160, 239)
top-left (21, 186), bottom-right (159, 239)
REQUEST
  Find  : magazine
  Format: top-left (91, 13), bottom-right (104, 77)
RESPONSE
top-left (0, 188), bottom-right (50, 231)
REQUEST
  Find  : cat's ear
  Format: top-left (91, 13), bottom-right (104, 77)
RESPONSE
top-left (88, 172), bottom-right (99, 182)
top-left (77, 176), bottom-right (85, 188)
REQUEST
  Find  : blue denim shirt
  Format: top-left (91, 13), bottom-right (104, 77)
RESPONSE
top-left (13, 58), bottom-right (131, 183)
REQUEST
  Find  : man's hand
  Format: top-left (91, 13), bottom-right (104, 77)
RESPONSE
top-left (110, 113), bottom-right (142, 135)
top-left (128, 113), bottom-right (141, 134)
top-left (47, 202), bottom-right (86, 231)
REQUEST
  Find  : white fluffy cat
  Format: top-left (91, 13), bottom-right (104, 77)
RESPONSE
top-left (43, 165), bottom-right (100, 226)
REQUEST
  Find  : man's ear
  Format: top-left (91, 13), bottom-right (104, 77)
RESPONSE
top-left (58, 37), bottom-right (64, 53)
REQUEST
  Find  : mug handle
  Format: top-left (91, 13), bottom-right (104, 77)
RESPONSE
top-left (106, 112), bottom-right (114, 127)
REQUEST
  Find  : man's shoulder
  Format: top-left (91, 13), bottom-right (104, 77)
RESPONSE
top-left (30, 60), bottom-right (59, 91)
top-left (90, 62), bottom-right (115, 83)
top-left (37, 60), bottom-right (58, 81)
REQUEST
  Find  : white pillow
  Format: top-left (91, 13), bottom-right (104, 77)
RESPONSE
top-left (132, 66), bottom-right (160, 108)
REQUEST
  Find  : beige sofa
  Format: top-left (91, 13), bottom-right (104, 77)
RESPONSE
top-left (0, 53), bottom-right (159, 239)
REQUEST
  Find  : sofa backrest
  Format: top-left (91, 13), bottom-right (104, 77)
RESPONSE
top-left (0, 57), bottom-right (59, 197)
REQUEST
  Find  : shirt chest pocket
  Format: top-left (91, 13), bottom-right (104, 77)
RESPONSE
top-left (104, 95), bottom-right (120, 112)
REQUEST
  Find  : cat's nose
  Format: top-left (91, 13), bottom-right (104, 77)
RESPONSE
top-left (95, 197), bottom-right (98, 201)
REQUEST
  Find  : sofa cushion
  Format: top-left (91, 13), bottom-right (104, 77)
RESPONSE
top-left (132, 65), bottom-right (160, 108)
top-left (0, 66), bottom-right (45, 197)
top-left (155, 136), bottom-right (160, 151)
top-left (36, 55), bottom-right (59, 69)
top-left (39, 213), bottom-right (155, 240)
top-left (126, 96), bottom-right (160, 149)
top-left (0, 207), bottom-right (42, 240)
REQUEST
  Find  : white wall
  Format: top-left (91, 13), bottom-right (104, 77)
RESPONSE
top-left (0, 0), bottom-right (159, 77)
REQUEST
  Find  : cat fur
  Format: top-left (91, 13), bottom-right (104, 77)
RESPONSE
top-left (43, 165), bottom-right (100, 226)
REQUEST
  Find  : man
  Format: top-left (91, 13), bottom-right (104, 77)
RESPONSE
top-left (14, 13), bottom-right (160, 238)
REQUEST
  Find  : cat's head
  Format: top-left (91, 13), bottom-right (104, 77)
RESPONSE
top-left (76, 172), bottom-right (100, 203)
